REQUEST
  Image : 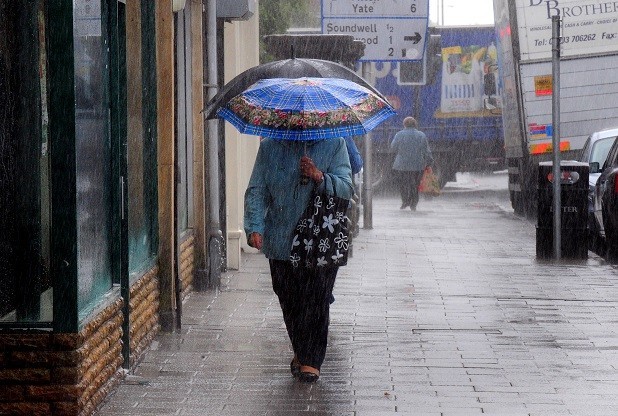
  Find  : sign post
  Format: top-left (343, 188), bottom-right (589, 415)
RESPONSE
top-left (551, 15), bottom-right (562, 260)
top-left (361, 62), bottom-right (374, 229)
top-left (322, 0), bottom-right (429, 229)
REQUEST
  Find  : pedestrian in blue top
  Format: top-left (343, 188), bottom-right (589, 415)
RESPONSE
top-left (390, 117), bottom-right (434, 211)
top-left (244, 137), bottom-right (353, 383)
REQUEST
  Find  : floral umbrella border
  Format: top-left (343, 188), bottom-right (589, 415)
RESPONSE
top-left (217, 93), bottom-right (395, 140)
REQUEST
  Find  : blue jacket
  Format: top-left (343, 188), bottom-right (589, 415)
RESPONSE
top-left (390, 127), bottom-right (433, 172)
top-left (344, 136), bottom-right (363, 174)
top-left (244, 138), bottom-right (354, 260)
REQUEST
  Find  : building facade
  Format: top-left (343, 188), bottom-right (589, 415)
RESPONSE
top-left (0, 1), bottom-right (259, 414)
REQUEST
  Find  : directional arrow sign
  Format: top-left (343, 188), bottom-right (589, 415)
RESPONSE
top-left (322, 17), bottom-right (428, 61)
top-left (321, 0), bottom-right (429, 62)
top-left (404, 33), bottom-right (423, 44)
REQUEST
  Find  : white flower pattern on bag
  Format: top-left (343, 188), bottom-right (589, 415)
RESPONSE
top-left (307, 217), bottom-right (315, 229)
top-left (312, 195), bottom-right (322, 215)
top-left (290, 253), bottom-right (301, 267)
top-left (333, 232), bottom-right (348, 250)
top-left (331, 250), bottom-right (344, 263)
top-left (318, 238), bottom-right (330, 253)
top-left (326, 197), bottom-right (336, 210)
top-left (322, 214), bottom-right (339, 233)
top-left (303, 238), bottom-right (313, 253)
top-left (296, 219), bottom-right (308, 232)
top-left (336, 211), bottom-right (346, 223)
top-left (290, 191), bottom-right (350, 268)
top-left (291, 235), bottom-right (300, 249)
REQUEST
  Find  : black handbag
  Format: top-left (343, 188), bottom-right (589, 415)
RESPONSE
top-left (290, 189), bottom-right (350, 269)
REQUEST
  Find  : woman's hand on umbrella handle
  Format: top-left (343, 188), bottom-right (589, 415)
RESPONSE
top-left (300, 156), bottom-right (324, 184)
top-left (248, 232), bottom-right (263, 250)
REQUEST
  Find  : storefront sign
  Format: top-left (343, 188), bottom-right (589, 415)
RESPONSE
top-left (516, 0), bottom-right (618, 60)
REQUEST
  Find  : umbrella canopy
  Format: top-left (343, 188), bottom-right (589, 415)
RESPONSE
top-left (216, 77), bottom-right (396, 141)
top-left (203, 58), bottom-right (390, 120)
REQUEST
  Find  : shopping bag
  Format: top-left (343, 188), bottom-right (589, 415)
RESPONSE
top-left (290, 189), bottom-right (350, 269)
top-left (419, 167), bottom-right (441, 196)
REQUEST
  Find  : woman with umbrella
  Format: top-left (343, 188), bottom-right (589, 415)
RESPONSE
top-left (245, 137), bottom-right (353, 383)
top-left (211, 76), bottom-right (395, 382)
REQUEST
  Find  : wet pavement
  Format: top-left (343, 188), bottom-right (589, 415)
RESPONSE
top-left (96, 172), bottom-right (618, 416)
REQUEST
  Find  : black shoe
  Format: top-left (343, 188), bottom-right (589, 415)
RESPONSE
top-left (297, 365), bottom-right (320, 383)
top-left (290, 358), bottom-right (300, 377)
top-left (410, 206), bottom-right (417, 211)
top-left (298, 371), bottom-right (320, 383)
top-left (400, 204), bottom-right (408, 209)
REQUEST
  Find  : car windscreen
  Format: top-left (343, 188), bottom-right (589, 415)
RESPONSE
top-left (591, 136), bottom-right (618, 165)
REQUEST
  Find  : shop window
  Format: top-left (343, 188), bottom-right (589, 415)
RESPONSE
top-left (175, 5), bottom-right (195, 236)
top-left (127, 0), bottom-right (157, 276)
top-left (1, 0), bottom-right (158, 328)
top-left (0, 1), bottom-right (51, 325)
top-left (73, 0), bottom-right (113, 317)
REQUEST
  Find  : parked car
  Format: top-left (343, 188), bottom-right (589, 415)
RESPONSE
top-left (591, 129), bottom-right (618, 259)
top-left (580, 128), bottom-right (618, 254)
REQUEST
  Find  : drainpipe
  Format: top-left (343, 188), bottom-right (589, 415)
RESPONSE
top-left (216, 18), bottom-right (227, 273)
top-left (204, 0), bottom-right (223, 287)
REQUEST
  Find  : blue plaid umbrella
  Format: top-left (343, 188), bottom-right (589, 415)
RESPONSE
top-left (216, 77), bottom-right (396, 141)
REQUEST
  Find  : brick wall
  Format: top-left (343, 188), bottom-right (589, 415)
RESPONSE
top-left (0, 267), bottom-right (162, 415)
top-left (128, 267), bottom-right (160, 369)
top-left (0, 299), bottom-right (124, 416)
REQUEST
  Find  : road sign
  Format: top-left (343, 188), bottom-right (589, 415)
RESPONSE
top-left (322, 0), bottom-right (428, 18)
top-left (321, 0), bottom-right (429, 62)
top-left (322, 18), bottom-right (428, 61)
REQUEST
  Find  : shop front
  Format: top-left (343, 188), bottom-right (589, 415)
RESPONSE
top-left (0, 1), bottom-right (162, 414)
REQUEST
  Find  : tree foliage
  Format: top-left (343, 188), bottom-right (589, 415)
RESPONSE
top-left (259, 0), bottom-right (319, 63)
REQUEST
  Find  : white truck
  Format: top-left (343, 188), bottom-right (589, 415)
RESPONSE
top-left (492, 0), bottom-right (618, 216)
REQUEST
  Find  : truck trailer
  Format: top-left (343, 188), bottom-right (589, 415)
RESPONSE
top-left (368, 25), bottom-right (505, 191)
top-left (492, 0), bottom-right (618, 216)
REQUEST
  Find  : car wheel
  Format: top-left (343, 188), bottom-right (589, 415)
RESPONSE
top-left (590, 231), bottom-right (606, 256)
top-left (588, 216), bottom-right (606, 256)
top-left (604, 215), bottom-right (618, 262)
